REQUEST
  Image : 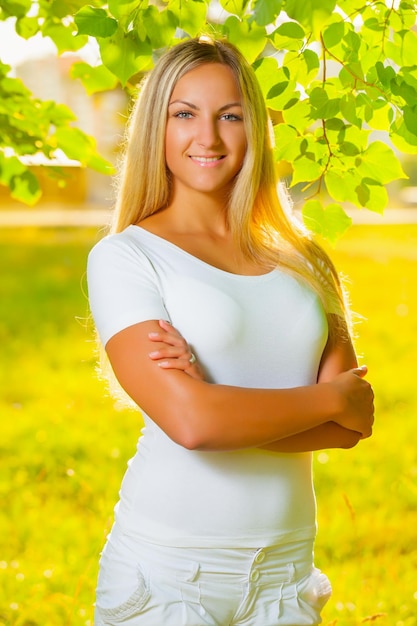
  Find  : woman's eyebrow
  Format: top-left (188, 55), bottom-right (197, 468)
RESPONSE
top-left (168, 100), bottom-right (242, 111)
top-left (218, 102), bottom-right (242, 112)
top-left (168, 99), bottom-right (198, 109)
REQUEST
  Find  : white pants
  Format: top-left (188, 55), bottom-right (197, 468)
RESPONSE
top-left (94, 525), bottom-right (332, 625)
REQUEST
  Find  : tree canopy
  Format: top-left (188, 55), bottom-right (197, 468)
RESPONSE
top-left (1, 0), bottom-right (417, 241)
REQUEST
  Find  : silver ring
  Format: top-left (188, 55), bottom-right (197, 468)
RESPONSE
top-left (189, 352), bottom-right (196, 365)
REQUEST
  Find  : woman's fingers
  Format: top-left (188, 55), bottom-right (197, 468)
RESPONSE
top-left (149, 346), bottom-right (194, 361)
top-left (148, 320), bottom-right (194, 365)
top-left (331, 367), bottom-right (375, 438)
top-left (352, 364), bottom-right (368, 378)
top-left (147, 320), bottom-right (204, 380)
top-left (148, 320), bottom-right (187, 348)
top-left (157, 357), bottom-right (194, 369)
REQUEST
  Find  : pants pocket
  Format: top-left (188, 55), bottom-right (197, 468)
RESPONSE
top-left (95, 550), bottom-right (151, 624)
top-left (291, 566), bottom-right (332, 624)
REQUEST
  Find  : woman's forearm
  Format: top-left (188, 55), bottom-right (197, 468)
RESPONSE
top-left (258, 421), bottom-right (361, 453)
top-left (182, 379), bottom-right (342, 450)
top-left (107, 321), bottom-right (373, 452)
top-left (256, 332), bottom-right (366, 454)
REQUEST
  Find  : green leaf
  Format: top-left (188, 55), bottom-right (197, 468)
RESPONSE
top-left (392, 77), bottom-right (417, 105)
top-left (282, 99), bottom-right (312, 131)
top-left (0, 61), bottom-right (11, 78)
top-left (273, 123), bottom-right (300, 162)
top-left (44, 102), bottom-right (77, 126)
top-left (324, 118), bottom-right (345, 131)
top-left (275, 21), bottom-right (304, 39)
top-left (142, 6), bottom-right (178, 49)
top-left (337, 124), bottom-right (370, 152)
top-left (291, 154), bottom-right (323, 186)
top-left (391, 121), bottom-right (417, 154)
top-left (70, 62), bottom-right (119, 94)
top-left (99, 27), bottom-right (153, 87)
top-left (0, 75), bottom-right (31, 97)
top-left (339, 65), bottom-right (356, 89)
top-left (272, 28), bottom-right (304, 52)
top-left (355, 179), bottom-right (387, 213)
top-left (15, 16), bottom-right (39, 39)
top-left (309, 87), bottom-right (328, 109)
top-left (325, 168), bottom-right (361, 205)
top-left (396, 30), bottom-right (417, 66)
top-left (268, 82), bottom-right (299, 110)
top-left (0, 0), bottom-right (31, 18)
top-left (283, 97), bottom-right (298, 110)
top-left (252, 0), bottom-right (282, 26)
top-left (42, 21), bottom-right (88, 53)
top-left (310, 90), bottom-right (340, 120)
top-left (403, 105), bottom-right (417, 135)
top-left (384, 29), bottom-right (417, 66)
top-left (339, 141), bottom-right (360, 156)
top-left (357, 141), bottom-right (408, 184)
top-left (367, 102), bottom-right (391, 131)
top-left (375, 61), bottom-right (396, 89)
top-left (340, 93), bottom-right (361, 127)
top-left (168, 0), bottom-right (208, 38)
top-left (302, 199), bottom-right (352, 245)
top-left (344, 29), bottom-right (361, 54)
top-left (401, 67), bottom-right (417, 94)
top-left (54, 127), bottom-right (115, 174)
top-left (75, 6), bottom-right (118, 38)
top-left (108, 0), bottom-right (141, 29)
top-left (303, 49), bottom-right (320, 75)
top-left (364, 16), bottom-right (384, 32)
top-left (45, 0), bottom-right (89, 20)
top-left (224, 16), bottom-right (266, 64)
top-left (255, 59), bottom-right (297, 110)
top-left (254, 56), bottom-right (279, 99)
top-left (322, 20), bottom-right (345, 48)
top-left (10, 169), bottom-right (42, 205)
top-left (0, 153), bottom-right (26, 184)
top-left (268, 81), bottom-right (289, 99)
top-left (283, 50), bottom-right (319, 87)
top-left (285, 0), bottom-right (336, 31)
top-left (218, 0), bottom-right (250, 19)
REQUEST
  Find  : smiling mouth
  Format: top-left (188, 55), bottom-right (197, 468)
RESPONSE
top-left (190, 156), bottom-right (225, 163)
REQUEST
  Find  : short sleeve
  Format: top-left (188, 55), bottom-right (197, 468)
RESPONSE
top-left (87, 234), bottom-right (168, 346)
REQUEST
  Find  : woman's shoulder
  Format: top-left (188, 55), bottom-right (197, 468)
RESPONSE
top-left (89, 225), bottom-right (149, 256)
top-left (87, 226), bottom-right (160, 278)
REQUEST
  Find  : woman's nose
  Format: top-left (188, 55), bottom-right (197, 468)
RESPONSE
top-left (196, 118), bottom-right (221, 148)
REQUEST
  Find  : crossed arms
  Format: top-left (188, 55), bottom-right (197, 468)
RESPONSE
top-left (105, 319), bottom-right (374, 452)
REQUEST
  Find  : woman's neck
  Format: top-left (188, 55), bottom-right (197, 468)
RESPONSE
top-left (144, 190), bottom-right (230, 238)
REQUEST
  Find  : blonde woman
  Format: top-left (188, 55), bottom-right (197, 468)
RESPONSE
top-left (87, 37), bottom-right (374, 626)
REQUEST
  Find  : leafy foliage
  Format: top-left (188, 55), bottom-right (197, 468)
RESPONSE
top-left (1, 0), bottom-right (417, 240)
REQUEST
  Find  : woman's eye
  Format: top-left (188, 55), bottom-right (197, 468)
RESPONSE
top-left (174, 111), bottom-right (193, 119)
top-left (221, 113), bottom-right (242, 121)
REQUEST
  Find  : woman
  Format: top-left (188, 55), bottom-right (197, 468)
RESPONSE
top-left (87, 37), bottom-right (374, 626)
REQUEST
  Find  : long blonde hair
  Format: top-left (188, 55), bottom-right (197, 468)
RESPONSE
top-left (111, 37), bottom-right (350, 342)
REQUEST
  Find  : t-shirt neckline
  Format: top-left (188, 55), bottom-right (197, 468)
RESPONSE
top-left (129, 225), bottom-right (278, 281)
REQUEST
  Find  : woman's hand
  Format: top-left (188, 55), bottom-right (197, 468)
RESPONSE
top-left (148, 320), bottom-right (205, 381)
top-left (328, 365), bottom-right (375, 439)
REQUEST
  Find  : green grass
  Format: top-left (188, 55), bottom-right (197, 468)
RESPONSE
top-left (0, 224), bottom-right (416, 626)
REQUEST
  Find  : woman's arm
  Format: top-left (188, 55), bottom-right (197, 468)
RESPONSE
top-left (106, 319), bottom-right (374, 451)
top-left (259, 332), bottom-right (365, 452)
top-left (150, 322), bottom-right (367, 452)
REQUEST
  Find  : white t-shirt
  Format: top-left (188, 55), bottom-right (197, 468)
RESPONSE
top-left (87, 225), bottom-right (328, 548)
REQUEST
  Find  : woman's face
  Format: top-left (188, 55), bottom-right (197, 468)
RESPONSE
top-left (165, 63), bottom-right (247, 200)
